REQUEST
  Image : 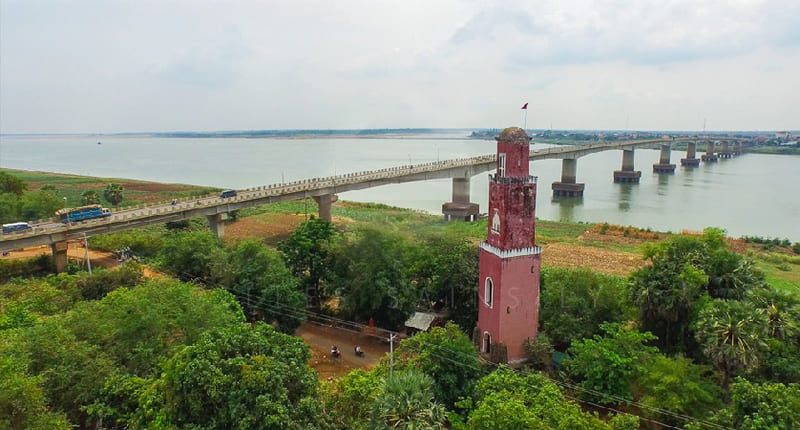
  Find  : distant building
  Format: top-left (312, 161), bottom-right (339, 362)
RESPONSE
top-left (776, 131), bottom-right (791, 139)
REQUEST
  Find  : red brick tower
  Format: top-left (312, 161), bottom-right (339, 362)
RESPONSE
top-left (476, 127), bottom-right (541, 363)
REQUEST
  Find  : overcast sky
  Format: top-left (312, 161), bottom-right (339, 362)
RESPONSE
top-left (1, 0), bottom-right (798, 133)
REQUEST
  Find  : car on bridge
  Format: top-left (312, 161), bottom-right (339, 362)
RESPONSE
top-left (2, 222), bottom-right (31, 234)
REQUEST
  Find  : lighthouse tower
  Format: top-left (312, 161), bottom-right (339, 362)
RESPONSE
top-left (476, 127), bottom-right (542, 363)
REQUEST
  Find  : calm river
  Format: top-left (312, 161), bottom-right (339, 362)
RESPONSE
top-left (1, 133), bottom-right (798, 242)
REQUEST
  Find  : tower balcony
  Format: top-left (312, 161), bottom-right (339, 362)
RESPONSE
top-left (489, 175), bottom-right (538, 185)
top-left (480, 241), bottom-right (542, 258)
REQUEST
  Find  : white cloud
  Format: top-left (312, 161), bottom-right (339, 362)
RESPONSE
top-left (0, 0), bottom-right (797, 133)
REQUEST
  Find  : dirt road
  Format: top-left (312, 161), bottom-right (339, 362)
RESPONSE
top-left (296, 322), bottom-right (391, 380)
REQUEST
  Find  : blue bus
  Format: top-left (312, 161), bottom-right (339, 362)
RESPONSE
top-left (220, 189), bottom-right (237, 198)
top-left (2, 222), bottom-right (31, 234)
top-left (56, 205), bottom-right (112, 223)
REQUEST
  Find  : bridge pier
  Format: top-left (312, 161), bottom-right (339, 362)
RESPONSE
top-left (718, 141), bottom-right (733, 158)
top-left (701, 141), bottom-right (718, 162)
top-left (206, 214), bottom-right (226, 238)
top-left (613, 149), bottom-right (641, 183)
top-left (552, 158), bottom-right (585, 197)
top-left (51, 241), bottom-right (68, 273)
top-left (681, 141), bottom-right (701, 166)
top-left (653, 144), bottom-right (676, 173)
top-left (313, 194), bottom-right (338, 222)
top-left (734, 141), bottom-right (744, 155)
top-left (442, 177), bottom-right (479, 221)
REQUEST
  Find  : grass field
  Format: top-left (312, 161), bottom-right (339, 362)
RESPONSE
top-left (4, 168), bottom-right (798, 286)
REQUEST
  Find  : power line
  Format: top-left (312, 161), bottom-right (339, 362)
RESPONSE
top-left (230, 294), bottom-right (730, 430)
top-left (166, 271), bottom-right (728, 430)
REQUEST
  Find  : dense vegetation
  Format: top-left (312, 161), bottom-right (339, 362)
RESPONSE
top-left (2, 171), bottom-right (799, 429)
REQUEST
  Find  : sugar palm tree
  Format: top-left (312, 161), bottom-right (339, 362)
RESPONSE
top-left (103, 183), bottom-right (124, 207)
top-left (694, 300), bottom-right (767, 387)
top-left (81, 190), bottom-right (101, 205)
top-left (370, 369), bottom-right (446, 429)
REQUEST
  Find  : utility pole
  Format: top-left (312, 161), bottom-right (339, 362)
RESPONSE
top-left (83, 232), bottom-right (92, 274)
top-left (389, 333), bottom-right (396, 378)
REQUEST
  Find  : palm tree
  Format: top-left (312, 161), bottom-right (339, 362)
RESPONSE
top-left (81, 190), bottom-right (101, 206)
top-left (103, 183), bottom-right (124, 207)
top-left (694, 300), bottom-right (767, 387)
top-left (370, 369), bottom-right (446, 429)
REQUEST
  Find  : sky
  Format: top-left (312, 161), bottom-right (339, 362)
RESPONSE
top-left (1, 0), bottom-right (798, 133)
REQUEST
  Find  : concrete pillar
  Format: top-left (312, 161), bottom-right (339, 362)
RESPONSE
top-left (719, 140), bottom-right (732, 158)
top-left (552, 158), bottom-right (585, 197)
top-left (452, 177), bottom-right (470, 203)
top-left (313, 194), bottom-right (334, 222)
top-left (701, 140), bottom-right (718, 162)
top-left (207, 214), bottom-right (225, 238)
top-left (681, 141), bottom-right (700, 166)
top-left (442, 177), bottom-right (479, 221)
top-left (735, 141), bottom-right (744, 155)
top-left (51, 241), bottom-right (68, 273)
top-left (613, 149), bottom-right (642, 183)
top-left (653, 144), bottom-right (676, 173)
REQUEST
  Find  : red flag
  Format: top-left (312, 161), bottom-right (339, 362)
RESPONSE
top-left (521, 103), bottom-right (528, 109)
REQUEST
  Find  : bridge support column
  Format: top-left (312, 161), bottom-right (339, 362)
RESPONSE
top-left (701, 141), bottom-right (718, 162)
top-left (718, 141), bottom-right (732, 158)
top-left (313, 194), bottom-right (338, 222)
top-left (442, 177), bottom-right (479, 221)
top-left (735, 141), bottom-right (744, 155)
top-left (552, 158), bottom-right (585, 197)
top-left (681, 141), bottom-right (700, 166)
top-left (206, 214), bottom-right (225, 238)
top-left (653, 144), bottom-right (676, 173)
top-left (613, 149), bottom-right (641, 183)
top-left (51, 241), bottom-right (68, 273)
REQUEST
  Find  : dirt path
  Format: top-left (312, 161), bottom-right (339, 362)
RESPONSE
top-left (296, 322), bottom-right (390, 380)
top-left (1, 243), bottom-right (121, 269)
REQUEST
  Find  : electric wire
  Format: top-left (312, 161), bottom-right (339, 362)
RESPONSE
top-left (163, 269), bottom-right (729, 429)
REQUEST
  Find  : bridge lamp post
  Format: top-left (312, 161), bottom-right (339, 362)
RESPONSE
top-left (63, 197), bottom-right (67, 209)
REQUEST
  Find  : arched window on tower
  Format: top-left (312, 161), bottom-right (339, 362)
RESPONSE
top-left (483, 331), bottom-right (492, 353)
top-left (484, 277), bottom-right (494, 308)
top-left (491, 209), bottom-right (500, 235)
top-left (498, 153), bottom-right (506, 177)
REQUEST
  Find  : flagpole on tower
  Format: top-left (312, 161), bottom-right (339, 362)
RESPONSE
top-left (521, 102), bottom-right (529, 131)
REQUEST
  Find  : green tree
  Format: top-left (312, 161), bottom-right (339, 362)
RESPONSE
top-left (394, 322), bottom-right (481, 408)
top-left (696, 378), bottom-right (800, 430)
top-left (328, 227), bottom-right (419, 329)
top-left (540, 267), bottom-right (633, 349)
top-left (694, 299), bottom-right (768, 387)
top-left (228, 239), bottom-right (305, 333)
top-left (370, 369), bottom-right (447, 430)
top-left (158, 230), bottom-right (227, 282)
top-left (133, 322), bottom-right (320, 429)
top-left (564, 322), bottom-right (657, 404)
top-left (321, 368), bottom-right (384, 429)
top-left (103, 183), bottom-right (124, 207)
top-left (629, 235), bottom-right (708, 353)
top-left (414, 234), bottom-right (480, 332)
top-left (0, 350), bottom-right (71, 430)
top-left (467, 367), bottom-right (627, 430)
top-left (0, 171), bottom-right (28, 196)
top-left (636, 354), bottom-right (722, 426)
top-left (278, 216), bottom-right (337, 309)
top-left (80, 190), bottom-right (101, 205)
top-left (20, 189), bottom-right (64, 220)
top-left (0, 192), bottom-right (22, 223)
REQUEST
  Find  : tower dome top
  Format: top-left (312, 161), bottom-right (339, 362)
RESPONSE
top-left (496, 127), bottom-right (530, 142)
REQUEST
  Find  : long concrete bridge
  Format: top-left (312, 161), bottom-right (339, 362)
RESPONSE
top-left (0, 135), bottom-right (750, 271)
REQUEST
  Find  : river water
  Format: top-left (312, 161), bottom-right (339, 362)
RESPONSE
top-left (1, 133), bottom-right (798, 241)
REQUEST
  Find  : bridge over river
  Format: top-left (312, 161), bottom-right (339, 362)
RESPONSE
top-left (0, 135), bottom-right (750, 272)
